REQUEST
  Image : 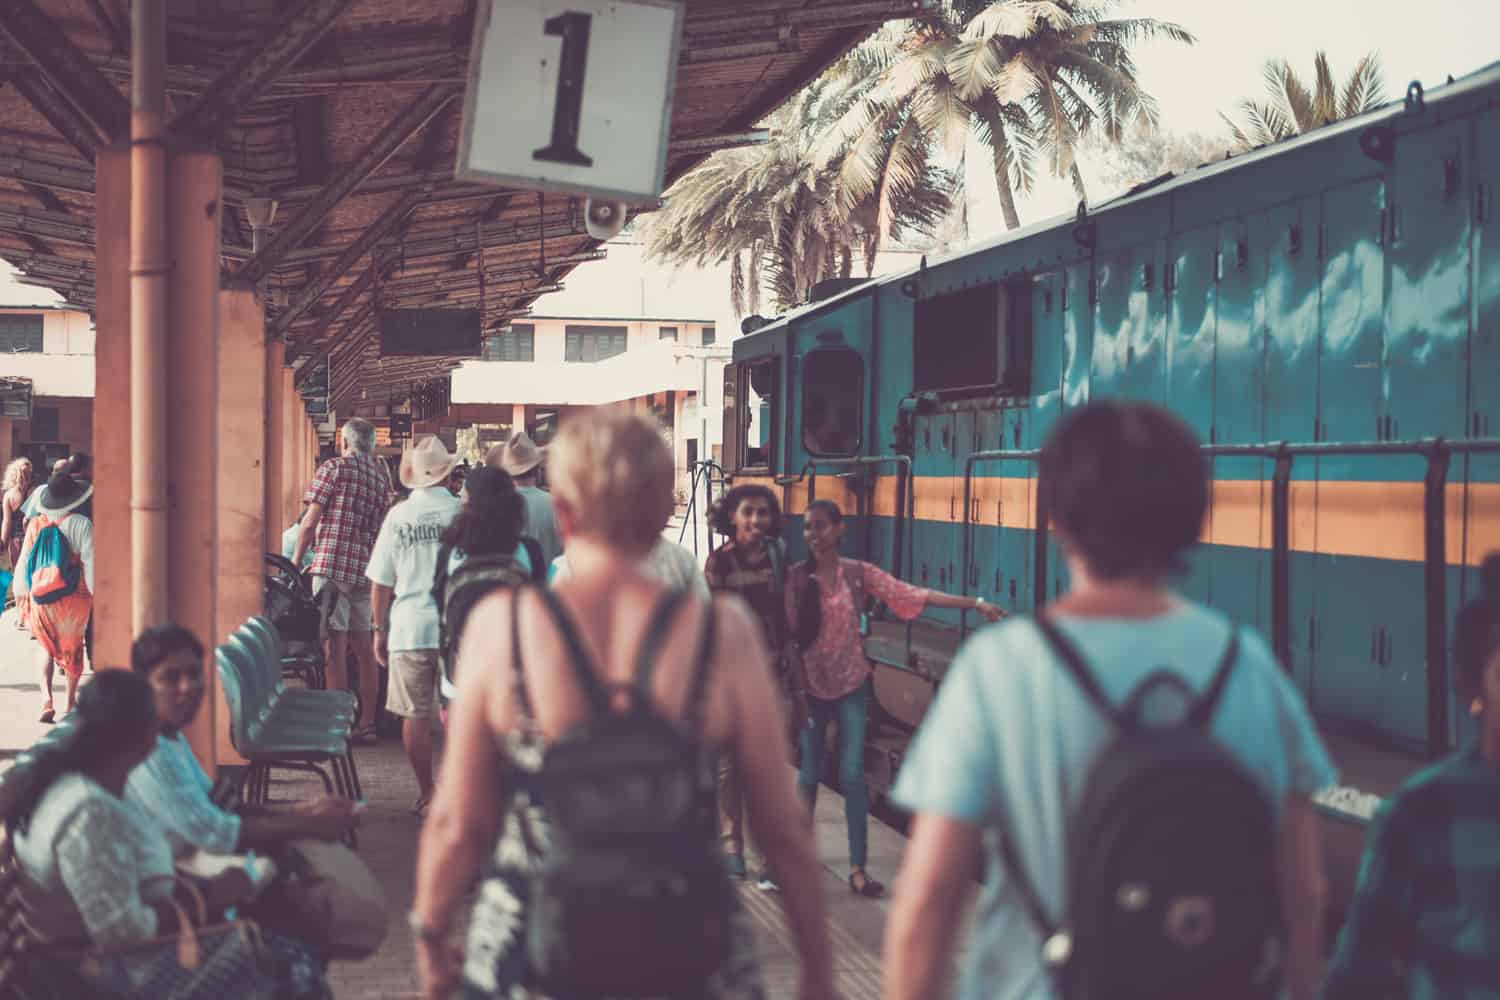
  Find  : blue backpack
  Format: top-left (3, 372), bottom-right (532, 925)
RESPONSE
top-left (24, 518), bottom-right (81, 605)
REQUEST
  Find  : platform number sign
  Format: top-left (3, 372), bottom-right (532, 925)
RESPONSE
top-left (458, 0), bottom-right (684, 203)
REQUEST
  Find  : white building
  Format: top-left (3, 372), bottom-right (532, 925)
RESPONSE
top-left (0, 304), bottom-right (96, 470)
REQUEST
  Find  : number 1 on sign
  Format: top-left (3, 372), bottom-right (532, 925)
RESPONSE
top-left (533, 11), bottom-right (594, 167)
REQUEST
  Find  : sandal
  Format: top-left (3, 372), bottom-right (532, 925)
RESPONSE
top-left (350, 725), bottom-right (379, 746)
top-left (848, 869), bottom-right (885, 898)
top-left (39, 705), bottom-right (54, 725)
top-left (413, 794), bottom-right (431, 818)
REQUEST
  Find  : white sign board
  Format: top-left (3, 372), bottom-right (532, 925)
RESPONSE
top-left (457, 0), bottom-right (684, 204)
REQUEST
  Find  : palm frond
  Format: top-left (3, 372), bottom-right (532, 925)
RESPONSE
top-left (1312, 51), bottom-right (1338, 126)
top-left (1341, 52), bottom-right (1386, 117)
top-left (1090, 17), bottom-right (1195, 47)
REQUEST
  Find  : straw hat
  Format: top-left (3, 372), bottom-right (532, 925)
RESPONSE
top-left (36, 473), bottom-right (93, 517)
top-left (488, 430), bottom-right (545, 477)
top-left (399, 436), bottom-right (461, 489)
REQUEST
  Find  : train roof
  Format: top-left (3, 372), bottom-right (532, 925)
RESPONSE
top-left (735, 56), bottom-right (1500, 357)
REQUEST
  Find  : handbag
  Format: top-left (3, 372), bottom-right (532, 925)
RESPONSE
top-left (52, 878), bottom-right (276, 1000)
top-left (256, 838), bottom-right (387, 959)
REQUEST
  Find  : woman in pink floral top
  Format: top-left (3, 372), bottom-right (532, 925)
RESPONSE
top-left (785, 500), bottom-right (1005, 896)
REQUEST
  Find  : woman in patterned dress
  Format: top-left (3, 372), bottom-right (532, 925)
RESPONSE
top-left (12, 472), bottom-right (94, 723)
top-left (3, 456), bottom-right (36, 629)
top-left (786, 499), bottom-right (1006, 898)
top-left (412, 411), bottom-right (836, 1000)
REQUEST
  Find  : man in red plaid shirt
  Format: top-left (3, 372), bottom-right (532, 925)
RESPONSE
top-left (291, 417), bottom-right (393, 740)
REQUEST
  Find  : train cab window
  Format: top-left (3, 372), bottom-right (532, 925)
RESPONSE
top-left (735, 357), bottom-right (778, 469)
top-left (913, 281), bottom-right (1031, 395)
top-left (802, 349), bottom-right (863, 456)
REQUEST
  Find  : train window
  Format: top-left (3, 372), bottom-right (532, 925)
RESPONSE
top-left (913, 281), bottom-right (1032, 395)
top-left (735, 357), bottom-right (777, 469)
top-left (802, 349), bottom-right (863, 456)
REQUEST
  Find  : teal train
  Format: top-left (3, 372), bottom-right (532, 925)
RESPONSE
top-left (720, 60), bottom-right (1500, 912)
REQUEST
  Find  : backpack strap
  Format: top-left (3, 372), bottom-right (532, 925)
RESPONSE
top-left (519, 537), bottom-right (546, 583)
top-left (997, 829), bottom-right (1060, 944)
top-left (534, 587), bottom-right (612, 714)
top-left (1034, 614), bottom-right (1119, 725)
top-left (681, 599), bottom-right (719, 737)
top-left (510, 585), bottom-right (535, 718)
top-left (1185, 627), bottom-right (1241, 729)
top-left (431, 542), bottom-right (454, 618)
top-left (633, 589), bottom-right (690, 693)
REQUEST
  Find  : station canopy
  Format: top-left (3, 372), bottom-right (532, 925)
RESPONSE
top-left (0, 0), bottom-right (922, 408)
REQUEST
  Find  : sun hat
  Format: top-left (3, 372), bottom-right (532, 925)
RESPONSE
top-left (36, 473), bottom-right (93, 517)
top-left (399, 436), bottom-right (461, 490)
top-left (488, 430), bottom-right (545, 478)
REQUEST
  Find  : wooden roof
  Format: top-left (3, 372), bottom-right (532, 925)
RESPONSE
top-left (0, 0), bottom-right (921, 407)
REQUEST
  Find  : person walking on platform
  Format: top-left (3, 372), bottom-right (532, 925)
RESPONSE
top-left (412, 411), bottom-right (835, 1000)
top-left (292, 417), bottom-right (391, 742)
top-left (487, 430), bottom-right (562, 568)
top-left (3, 457), bottom-right (36, 630)
top-left (885, 401), bottom-right (1336, 1000)
top-left (368, 436), bottom-right (463, 815)
top-left (11, 471), bottom-right (94, 723)
top-left (788, 499), bottom-right (1004, 899)
top-left (1324, 552), bottom-right (1500, 998)
top-left (705, 484), bottom-right (788, 887)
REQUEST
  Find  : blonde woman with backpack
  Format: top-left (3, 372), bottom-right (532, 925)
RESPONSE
top-left (413, 411), bottom-right (835, 1000)
top-left (12, 471), bottom-right (94, 723)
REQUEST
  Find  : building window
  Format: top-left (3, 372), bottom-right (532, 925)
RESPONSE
top-left (564, 324), bottom-right (627, 362)
top-left (0, 314), bottom-right (44, 353)
top-left (481, 323), bottom-right (534, 362)
top-left (700, 325), bottom-right (716, 346)
top-left (659, 326), bottom-right (678, 341)
top-left (30, 405), bottom-right (60, 441)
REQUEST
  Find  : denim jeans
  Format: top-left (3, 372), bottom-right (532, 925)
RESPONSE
top-left (797, 679), bottom-right (871, 868)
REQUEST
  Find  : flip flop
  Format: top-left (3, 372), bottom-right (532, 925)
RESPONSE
top-left (413, 794), bottom-right (431, 817)
top-left (39, 706), bottom-right (54, 724)
top-left (350, 725), bottom-right (379, 746)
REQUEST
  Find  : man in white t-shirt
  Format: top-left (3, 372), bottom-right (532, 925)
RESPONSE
top-left (367, 436), bottom-right (461, 814)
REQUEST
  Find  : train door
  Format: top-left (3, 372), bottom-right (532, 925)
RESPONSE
top-left (1376, 117), bottom-right (1475, 745)
top-left (1463, 106), bottom-right (1500, 743)
top-left (1262, 196), bottom-right (1323, 688)
top-left (911, 409), bottom-right (956, 625)
top-left (1165, 223), bottom-right (1219, 606)
top-left (965, 406), bottom-right (1002, 621)
top-left (1211, 213), bottom-right (1270, 635)
top-left (998, 405), bottom-right (1033, 612)
top-left (1310, 177), bottom-right (1388, 729)
top-left (1030, 272), bottom-right (1068, 606)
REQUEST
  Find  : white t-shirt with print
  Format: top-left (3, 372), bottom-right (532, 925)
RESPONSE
top-left (366, 485), bottom-right (461, 652)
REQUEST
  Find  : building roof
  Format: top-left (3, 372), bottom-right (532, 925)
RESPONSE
top-left (0, 0), bottom-right (925, 410)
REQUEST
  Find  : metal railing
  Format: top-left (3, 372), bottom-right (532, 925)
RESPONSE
top-left (958, 436), bottom-right (1500, 757)
top-left (679, 459), bottom-right (728, 556)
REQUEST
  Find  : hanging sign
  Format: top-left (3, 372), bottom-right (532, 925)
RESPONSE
top-left (378, 309), bottom-right (483, 357)
top-left (457, 0), bottom-right (684, 203)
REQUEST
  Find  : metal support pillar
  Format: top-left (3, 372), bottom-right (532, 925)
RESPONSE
top-left (265, 339), bottom-right (288, 554)
top-left (130, 0), bottom-right (168, 633)
top-left (92, 146), bottom-right (133, 668)
top-left (165, 148), bottom-right (223, 772)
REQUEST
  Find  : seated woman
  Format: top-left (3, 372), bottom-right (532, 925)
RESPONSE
top-left (124, 624), bottom-right (358, 856)
top-left (4, 670), bottom-right (330, 999)
top-left (1324, 553), bottom-right (1500, 998)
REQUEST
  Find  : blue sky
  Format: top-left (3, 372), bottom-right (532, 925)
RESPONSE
top-left (3, 1), bottom-right (1497, 304)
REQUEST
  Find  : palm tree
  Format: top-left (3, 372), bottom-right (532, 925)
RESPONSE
top-left (643, 77), bottom-right (953, 314)
top-left (1223, 51), bottom-right (1385, 148)
top-left (816, 1), bottom-right (1193, 231)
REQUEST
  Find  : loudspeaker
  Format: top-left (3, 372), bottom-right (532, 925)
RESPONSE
top-left (584, 199), bottom-right (629, 240)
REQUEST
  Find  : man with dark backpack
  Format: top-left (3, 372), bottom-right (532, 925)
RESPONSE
top-left (885, 401), bottom-right (1336, 1000)
top-left (428, 465), bottom-right (545, 707)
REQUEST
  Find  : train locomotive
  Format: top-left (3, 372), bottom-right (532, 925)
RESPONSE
top-left (717, 60), bottom-right (1500, 911)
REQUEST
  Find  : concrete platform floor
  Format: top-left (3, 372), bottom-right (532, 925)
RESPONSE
top-left (0, 605), bottom-right (960, 999)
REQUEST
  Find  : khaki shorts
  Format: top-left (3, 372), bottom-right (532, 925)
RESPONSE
top-left (313, 576), bottom-right (373, 633)
top-left (386, 649), bottom-right (440, 720)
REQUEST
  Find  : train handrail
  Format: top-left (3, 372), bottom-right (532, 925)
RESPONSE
top-left (679, 459), bottom-right (728, 556)
top-left (804, 455), bottom-right (916, 584)
top-left (957, 435), bottom-right (1500, 758)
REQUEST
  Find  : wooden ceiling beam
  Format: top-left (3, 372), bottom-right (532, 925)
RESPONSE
top-left (0, 0), bottom-right (128, 140)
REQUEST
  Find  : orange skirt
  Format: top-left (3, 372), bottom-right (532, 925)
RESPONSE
top-left (30, 583), bottom-right (92, 678)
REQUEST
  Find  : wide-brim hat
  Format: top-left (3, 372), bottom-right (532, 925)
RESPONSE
top-left (36, 473), bottom-right (92, 517)
top-left (489, 430), bottom-right (545, 478)
top-left (399, 435), bottom-right (461, 489)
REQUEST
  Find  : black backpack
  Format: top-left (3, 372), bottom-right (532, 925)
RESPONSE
top-left (520, 587), bottom-right (734, 998)
top-left (1000, 615), bottom-right (1280, 1000)
top-left (431, 538), bottom-right (545, 690)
